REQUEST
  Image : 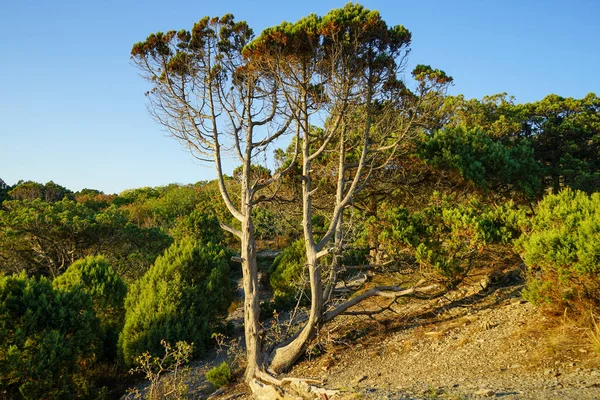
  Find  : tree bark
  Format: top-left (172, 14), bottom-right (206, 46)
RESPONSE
top-left (240, 217), bottom-right (263, 380)
top-left (268, 248), bottom-right (322, 373)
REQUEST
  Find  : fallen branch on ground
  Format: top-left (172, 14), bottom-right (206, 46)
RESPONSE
top-left (324, 283), bottom-right (438, 322)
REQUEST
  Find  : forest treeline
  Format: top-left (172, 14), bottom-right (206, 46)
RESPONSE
top-left (1, 91), bottom-right (598, 398)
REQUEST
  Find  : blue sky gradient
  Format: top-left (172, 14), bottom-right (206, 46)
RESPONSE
top-left (1, 0), bottom-right (598, 194)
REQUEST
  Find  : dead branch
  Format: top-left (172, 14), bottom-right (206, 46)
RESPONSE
top-left (323, 283), bottom-right (438, 322)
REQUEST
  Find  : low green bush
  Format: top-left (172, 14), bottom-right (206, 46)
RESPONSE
top-left (269, 239), bottom-right (307, 299)
top-left (119, 238), bottom-right (231, 366)
top-left (0, 273), bottom-right (101, 399)
top-left (379, 194), bottom-right (525, 287)
top-left (517, 189), bottom-right (600, 313)
top-left (205, 362), bottom-right (231, 388)
top-left (53, 255), bottom-right (127, 362)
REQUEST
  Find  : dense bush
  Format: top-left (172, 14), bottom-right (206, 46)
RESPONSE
top-left (205, 362), bottom-right (232, 388)
top-left (269, 239), bottom-right (307, 299)
top-left (518, 189), bottom-right (600, 312)
top-left (53, 255), bottom-right (127, 361)
top-left (0, 273), bottom-right (101, 399)
top-left (119, 238), bottom-right (231, 366)
top-left (170, 209), bottom-right (225, 246)
top-left (378, 194), bottom-right (525, 287)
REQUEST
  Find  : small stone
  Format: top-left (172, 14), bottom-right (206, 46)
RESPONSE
top-left (544, 369), bottom-right (554, 375)
top-left (475, 388), bottom-right (495, 396)
top-left (510, 363), bottom-right (522, 369)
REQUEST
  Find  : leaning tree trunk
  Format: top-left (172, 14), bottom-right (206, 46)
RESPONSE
top-left (268, 247), bottom-right (323, 373)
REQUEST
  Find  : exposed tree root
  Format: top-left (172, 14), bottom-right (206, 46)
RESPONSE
top-left (249, 376), bottom-right (340, 400)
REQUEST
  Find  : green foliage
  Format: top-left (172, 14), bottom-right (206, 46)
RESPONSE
top-left (0, 178), bottom-right (12, 207)
top-left (205, 362), bottom-right (232, 388)
top-left (117, 184), bottom-right (201, 230)
top-left (0, 199), bottom-right (171, 279)
top-left (0, 273), bottom-right (101, 399)
top-left (232, 164), bottom-right (271, 185)
top-left (53, 256), bottom-right (127, 361)
top-left (269, 239), bottom-right (307, 298)
top-left (441, 92), bottom-right (600, 194)
top-left (120, 238), bottom-right (231, 366)
top-left (170, 209), bottom-right (224, 246)
top-left (252, 207), bottom-right (281, 241)
top-left (421, 126), bottom-right (543, 199)
top-left (74, 189), bottom-right (115, 212)
top-left (379, 194), bottom-right (525, 287)
top-left (524, 93), bottom-right (600, 193)
top-left (517, 189), bottom-right (600, 312)
top-left (8, 180), bottom-right (73, 202)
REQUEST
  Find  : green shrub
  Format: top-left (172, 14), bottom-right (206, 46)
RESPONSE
top-left (517, 189), bottom-right (600, 312)
top-left (205, 362), bottom-right (231, 388)
top-left (379, 194), bottom-right (525, 287)
top-left (170, 209), bottom-right (225, 246)
top-left (0, 273), bottom-right (101, 399)
top-left (269, 239), bottom-right (307, 299)
top-left (119, 239), bottom-right (231, 366)
top-left (53, 255), bottom-right (127, 362)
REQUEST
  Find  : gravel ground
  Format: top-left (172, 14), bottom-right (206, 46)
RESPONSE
top-left (182, 267), bottom-right (600, 399)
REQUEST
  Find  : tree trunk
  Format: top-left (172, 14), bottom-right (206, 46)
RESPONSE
top-left (241, 217), bottom-right (263, 381)
top-left (268, 248), bottom-right (322, 373)
top-left (367, 195), bottom-right (380, 264)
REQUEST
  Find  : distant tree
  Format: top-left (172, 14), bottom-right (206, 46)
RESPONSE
top-left (0, 273), bottom-right (101, 399)
top-left (8, 181), bottom-right (45, 201)
top-left (523, 93), bottom-right (600, 193)
top-left (43, 181), bottom-right (73, 202)
top-left (8, 180), bottom-right (73, 202)
top-left (116, 184), bottom-right (204, 231)
top-left (0, 199), bottom-right (171, 279)
top-left (0, 179), bottom-right (11, 206)
top-left (74, 189), bottom-right (115, 211)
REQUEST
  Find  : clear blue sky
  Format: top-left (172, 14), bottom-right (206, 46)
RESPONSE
top-left (1, 0), bottom-right (598, 194)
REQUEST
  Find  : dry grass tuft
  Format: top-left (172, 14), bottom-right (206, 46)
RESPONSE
top-left (588, 317), bottom-right (600, 357)
top-left (515, 310), bottom-right (591, 367)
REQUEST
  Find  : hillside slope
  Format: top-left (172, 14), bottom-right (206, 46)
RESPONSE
top-left (184, 267), bottom-right (600, 399)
